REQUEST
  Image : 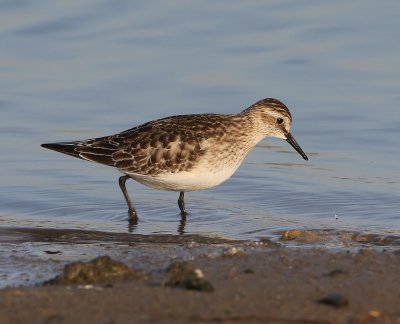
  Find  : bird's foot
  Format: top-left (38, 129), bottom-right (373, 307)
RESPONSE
top-left (127, 208), bottom-right (138, 221)
top-left (180, 210), bottom-right (188, 220)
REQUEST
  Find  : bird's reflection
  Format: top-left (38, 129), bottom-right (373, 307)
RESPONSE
top-left (127, 216), bottom-right (138, 233)
top-left (178, 216), bottom-right (187, 235)
top-left (126, 210), bottom-right (187, 235)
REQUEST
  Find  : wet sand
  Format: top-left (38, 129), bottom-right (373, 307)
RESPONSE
top-left (1, 227), bottom-right (400, 323)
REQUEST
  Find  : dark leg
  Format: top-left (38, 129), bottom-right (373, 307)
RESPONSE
top-left (118, 175), bottom-right (137, 220)
top-left (178, 191), bottom-right (187, 218)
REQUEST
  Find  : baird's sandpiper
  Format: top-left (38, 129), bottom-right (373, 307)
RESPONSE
top-left (42, 98), bottom-right (308, 220)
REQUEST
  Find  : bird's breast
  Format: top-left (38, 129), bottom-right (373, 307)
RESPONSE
top-left (127, 135), bottom-right (257, 191)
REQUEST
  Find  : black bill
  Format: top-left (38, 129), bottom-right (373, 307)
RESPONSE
top-left (286, 132), bottom-right (308, 161)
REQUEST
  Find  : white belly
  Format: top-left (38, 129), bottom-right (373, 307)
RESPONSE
top-left (125, 135), bottom-right (260, 192)
top-left (127, 160), bottom-right (242, 192)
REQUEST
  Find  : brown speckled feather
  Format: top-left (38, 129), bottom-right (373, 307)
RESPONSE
top-left (57, 113), bottom-right (249, 176)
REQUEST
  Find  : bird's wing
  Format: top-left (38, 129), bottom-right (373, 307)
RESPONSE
top-left (76, 116), bottom-right (210, 175)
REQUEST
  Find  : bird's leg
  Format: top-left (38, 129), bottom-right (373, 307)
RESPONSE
top-left (118, 175), bottom-right (137, 220)
top-left (178, 191), bottom-right (187, 219)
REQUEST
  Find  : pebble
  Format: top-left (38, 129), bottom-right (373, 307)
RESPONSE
top-left (222, 247), bottom-right (246, 257)
top-left (317, 294), bottom-right (349, 307)
top-left (44, 255), bottom-right (143, 285)
top-left (323, 269), bottom-right (346, 278)
top-left (165, 261), bottom-right (214, 292)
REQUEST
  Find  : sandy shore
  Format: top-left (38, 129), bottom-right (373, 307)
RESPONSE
top-left (1, 227), bottom-right (399, 323)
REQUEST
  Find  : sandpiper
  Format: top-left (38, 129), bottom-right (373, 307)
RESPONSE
top-left (42, 98), bottom-right (308, 220)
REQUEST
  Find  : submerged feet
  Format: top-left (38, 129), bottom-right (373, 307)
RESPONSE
top-left (119, 176), bottom-right (188, 222)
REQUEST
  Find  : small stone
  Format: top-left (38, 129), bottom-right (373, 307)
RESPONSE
top-left (317, 294), bottom-right (349, 307)
top-left (165, 261), bottom-right (214, 292)
top-left (352, 233), bottom-right (374, 244)
top-left (193, 268), bottom-right (204, 278)
top-left (78, 284), bottom-right (94, 289)
top-left (44, 250), bottom-right (62, 254)
top-left (222, 247), bottom-right (246, 257)
top-left (323, 269), bottom-right (346, 278)
top-left (281, 229), bottom-right (303, 241)
top-left (244, 268), bottom-right (254, 274)
top-left (44, 255), bottom-right (143, 285)
top-left (368, 309), bottom-right (381, 318)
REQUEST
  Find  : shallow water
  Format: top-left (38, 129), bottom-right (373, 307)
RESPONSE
top-left (1, 1), bottom-right (400, 245)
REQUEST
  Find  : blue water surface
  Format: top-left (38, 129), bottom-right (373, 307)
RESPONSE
top-left (0, 0), bottom-right (399, 240)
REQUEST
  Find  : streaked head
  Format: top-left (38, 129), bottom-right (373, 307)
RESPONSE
top-left (242, 98), bottom-right (308, 160)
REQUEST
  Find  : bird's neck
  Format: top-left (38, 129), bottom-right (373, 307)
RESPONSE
top-left (231, 111), bottom-right (265, 150)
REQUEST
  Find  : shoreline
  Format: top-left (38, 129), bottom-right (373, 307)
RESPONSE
top-left (1, 226), bottom-right (400, 322)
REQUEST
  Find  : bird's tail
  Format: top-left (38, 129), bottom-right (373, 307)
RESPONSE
top-left (41, 138), bottom-right (116, 166)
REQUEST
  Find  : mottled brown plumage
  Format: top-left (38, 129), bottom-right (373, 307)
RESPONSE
top-left (41, 98), bottom-right (308, 219)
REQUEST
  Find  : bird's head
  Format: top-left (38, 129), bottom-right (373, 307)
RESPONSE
top-left (241, 98), bottom-right (308, 161)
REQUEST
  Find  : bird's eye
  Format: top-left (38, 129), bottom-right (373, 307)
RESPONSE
top-left (277, 118), bottom-right (284, 124)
